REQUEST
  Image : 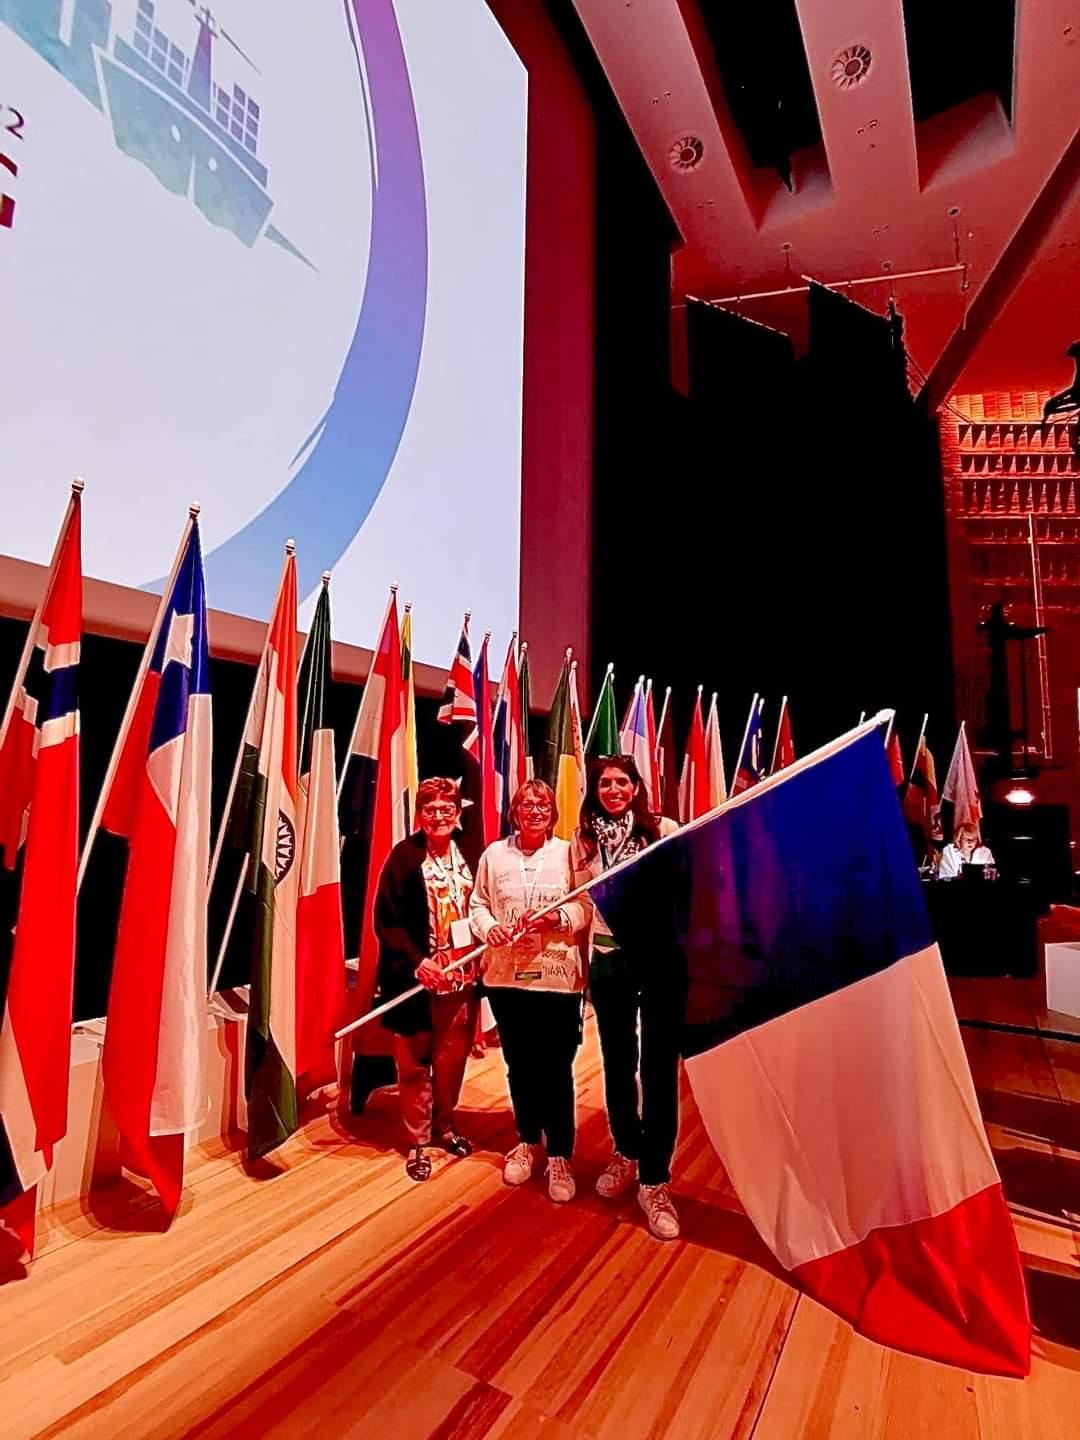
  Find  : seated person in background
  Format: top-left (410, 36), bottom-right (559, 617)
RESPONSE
top-left (939, 822), bottom-right (996, 880)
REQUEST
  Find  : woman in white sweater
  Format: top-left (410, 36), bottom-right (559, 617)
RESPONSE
top-left (469, 779), bottom-right (590, 1203)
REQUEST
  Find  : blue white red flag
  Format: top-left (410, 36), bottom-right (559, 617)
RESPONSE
top-left (100, 517), bottom-right (212, 1218)
top-left (591, 723), bottom-right (1031, 1376)
top-left (0, 485), bottom-right (82, 1260)
top-left (492, 635), bottom-right (525, 837)
top-left (619, 678), bottom-right (656, 811)
top-left (731, 694), bottom-right (764, 794)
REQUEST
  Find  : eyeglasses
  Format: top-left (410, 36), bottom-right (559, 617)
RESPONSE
top-left (518, 802), bottom-right (553, 814)
top-left (420, 805), bottom-right (458, 819)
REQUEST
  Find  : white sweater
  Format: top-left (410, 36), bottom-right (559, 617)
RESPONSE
top-left (469, 836), bottom-right (590, 992)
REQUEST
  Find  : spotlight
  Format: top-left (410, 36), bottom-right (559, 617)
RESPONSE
top-left (1003, 785), bottom-right (1037, 807)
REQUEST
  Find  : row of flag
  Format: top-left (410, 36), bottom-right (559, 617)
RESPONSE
top-left (0, 491), bottom-right (1017, 1378)
top-left (900, 713), bottom-right (984, 855)
top-left (0, 491), bottom-right (350, 1257)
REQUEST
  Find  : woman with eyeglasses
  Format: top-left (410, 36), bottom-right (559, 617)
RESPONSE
top-left (374, 777), bottom-right (478, 1182)
top-left (570, 755), bottom-right (682, 1240)
top-left (469, 779), bottom-right (590, 1202)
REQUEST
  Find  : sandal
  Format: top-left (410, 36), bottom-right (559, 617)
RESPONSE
top-left (405, 1146), bottom-right (432, 1182)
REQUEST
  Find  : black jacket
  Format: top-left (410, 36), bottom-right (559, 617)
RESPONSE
top-left (374, 833), bottom-right (435, 1036)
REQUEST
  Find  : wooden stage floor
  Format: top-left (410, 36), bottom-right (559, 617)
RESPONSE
top-left (2, 984), bottom-right (1079, 1440)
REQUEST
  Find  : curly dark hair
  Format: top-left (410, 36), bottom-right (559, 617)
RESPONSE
top-left (577, 754), bottom-right (660, 859)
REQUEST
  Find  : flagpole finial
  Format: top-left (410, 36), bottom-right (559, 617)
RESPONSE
top-left (285, 537), bottom-right (296, 555)
top-left (188, 502), bottom-right (201, 517)
top-left (464, 609), bottom-right (472, 621)
top-left (697, 683), bottom-right (703, 695)
top-left (404, 600), bottom-right (412, 613)
top-left (565, 646), bottom-right (573, 661)
top-left (390, 581), bottom-right (398, 595)
top-left (484, 629), bottom-right (492, 642)
top-left (520, 640), bottom-right (528, 654)
top-left (606, 661), bottom-right (614, 675)
top-left (71, 476), bottom-right (85, 494)
top-left (321, 570), bottom-right (331, 588)
top-left (512, 628), bottom-right (518, 640)
top-left (637, 674), bottom-right (645, 687)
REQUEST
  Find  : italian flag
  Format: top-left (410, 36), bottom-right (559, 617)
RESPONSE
top-left (231, 551), bottom-right (300, 1161)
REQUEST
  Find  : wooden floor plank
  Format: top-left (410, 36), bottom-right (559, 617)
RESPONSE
top-left (2, 994), bottom-right (1078, 1439)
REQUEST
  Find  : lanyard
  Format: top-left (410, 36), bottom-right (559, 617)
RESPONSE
top-left (428, 844), bottom-right (466, 912)
top-left (518, 838), bottom-right (550, 913)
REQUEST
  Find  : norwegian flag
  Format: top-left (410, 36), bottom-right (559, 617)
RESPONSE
top-left (0, 484), bottom-right (82, 1262)
top-left (100, 517), bottom-right (213, 1217)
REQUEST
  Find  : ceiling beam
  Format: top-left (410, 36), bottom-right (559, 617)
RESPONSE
top-left (921, 124), bottom-right (1080, 415)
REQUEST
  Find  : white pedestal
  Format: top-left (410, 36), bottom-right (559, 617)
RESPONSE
top-left (1045, 941), bottom-right (1080, 1019)
top-left (38, 999), bottom-right (251, 1215)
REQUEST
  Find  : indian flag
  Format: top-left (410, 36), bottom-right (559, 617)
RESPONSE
top-left (230, 550), bottom-right (300, 1161)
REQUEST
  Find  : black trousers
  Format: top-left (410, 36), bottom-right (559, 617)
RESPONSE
top-left (487, 987), bottom-right (582, 1159)
top-left (590, 950), bottom-right (684, 1186)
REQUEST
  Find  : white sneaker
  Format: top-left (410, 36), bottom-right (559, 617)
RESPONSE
top-left (547, 1156), bottom-right (576, 1203)
top-left (638, 1183), bottom-right (680, 1240)
top-left (503, 1142), bottom-right (535, 1187)
top-left (595, 1152), bottom-right (637, 1198)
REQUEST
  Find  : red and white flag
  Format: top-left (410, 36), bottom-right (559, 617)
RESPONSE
top-left (704, 692), bottom-right (727, 809)
top-left (339, 591), bottom-right (408, 1010)
top-left (679, 688), bottom-right (710, 823)
top-left (295, 579), bottom-right (346, 1094)
top-left (770, 696), bottom-right (796, 774)
top-left (0, 483), bottom-right (82, 1260)
top-left (101, 516), bottom-right (212, 1216)
top-left (942, 721), bottom-right (982, 837)
top-left (643, 680), bottom-right (661, 817)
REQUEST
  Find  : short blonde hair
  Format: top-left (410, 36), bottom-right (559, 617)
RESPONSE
top-left (509, 779), bottom-right (558, 837)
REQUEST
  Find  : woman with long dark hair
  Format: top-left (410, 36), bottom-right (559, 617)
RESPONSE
top-left (571, 755), bottom-right (682, 1239)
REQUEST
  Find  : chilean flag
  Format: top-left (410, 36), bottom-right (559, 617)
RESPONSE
top-left (592, 724), bottom-right (1031, 1376)
top-left (101, 519), bottom-right (212, 1218)
top-left (731, 694), bottom-right (764, 795)
top-left (0, 485), bottom-right (81, 1261)
top-left (619, 678), bottom-right (656, 811)
top-left (492, 635), bottom-right (526, 837)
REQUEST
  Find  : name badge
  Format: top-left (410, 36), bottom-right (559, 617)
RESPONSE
top-left (450, 917), bottom-right (473, 951)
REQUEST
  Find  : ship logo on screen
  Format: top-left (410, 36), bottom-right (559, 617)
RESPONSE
top-left (2, 0), bottom-right (430, 613)
top-left (1, 0), bottom-right (311, 263)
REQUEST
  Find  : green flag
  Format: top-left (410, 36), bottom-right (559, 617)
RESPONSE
top-left (585, 664), bottom-right (619, 757)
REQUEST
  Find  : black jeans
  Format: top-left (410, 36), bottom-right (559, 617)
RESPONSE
top-left (590, 950), bottom-right (684, 1186)
top-left (487, 987), bottom-right (582, 1159)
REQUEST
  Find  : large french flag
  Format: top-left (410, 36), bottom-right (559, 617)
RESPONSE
top-left (0, 485), bottom-right (81, 1260)
top-left (592, 724), bottom-right (1031, 1376)
top-left (101, 521), bottom-right (212, 1218)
